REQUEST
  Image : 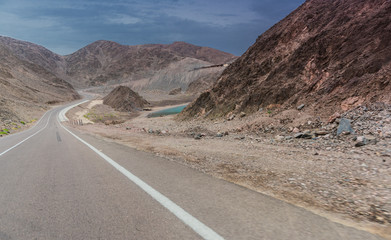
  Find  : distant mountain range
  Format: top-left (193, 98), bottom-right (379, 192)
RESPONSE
top-left (183, 0), bottom-right (391, 119)
top-left (0, 37), bottom-right (236, 91)
top-left (0, 36), bottom-right (236, 124)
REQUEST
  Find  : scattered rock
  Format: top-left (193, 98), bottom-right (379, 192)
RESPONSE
top-left (227, 114), bottom-right (236, 121)
top-left (275, 135), bottom-right (285, 142)
top-left (337, 118), bottom-right (355, 136)
top-left (168, 87), bottom-right (182, 95)
top-left (365, 135), bottom-right (378, 145)
top-left (292, 127), bottom-right (300, 133)
top-left (328, 112), bottom-right (341, 123)
top-left (314, 130), bottom-right (328, 136)
top-left (285, 136), bottom-right (293, 140)
top-left (239, 112), bottom-right (246, 118)
top-left (216, 132), bottom-right (224, 138)
top-left (194, 133), bottom-right (202, 140)
top-left (294, 132), bottom-right (313, 139)
top-left (355, 136), bottom-right (367, 147)
top-left (297, 104), bottom-right (305, 110)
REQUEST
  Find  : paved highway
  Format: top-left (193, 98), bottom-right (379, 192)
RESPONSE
top-left (0, 101), bottom-right (385, 239)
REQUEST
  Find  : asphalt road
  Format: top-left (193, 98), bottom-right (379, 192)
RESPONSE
top-left (0, 101), bottom-right (385, 240)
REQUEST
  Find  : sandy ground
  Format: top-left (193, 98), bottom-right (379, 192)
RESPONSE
top-left (66, 101), bottom-right (391, 239)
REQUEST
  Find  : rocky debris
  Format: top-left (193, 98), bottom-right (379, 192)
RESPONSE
top-left (145, 128), bottom-right (170, 136)
top-left (355, 136), bottom-right (367, 147)
top-left (239, 112), bottom-right (246, 118)
top-left (314, 130), bottom-right (328, 136)
top-left (341, 103), bottom-right (391, 138)
top-left (337, 118), bottom-right (355, 136)
top-left (297, 104), bottom-right (305, 110)
top-left (103, 86), bottom-right (150, 112)
top-left (74, 100), bottom-right (391, 231)
top-left (328, 112), bottom-right (341, 123)
top-left (355, 135), bottom-right (378, 147)
top-left (168, 87), bottom-right (181, 95)
top-left (274, 135), bottom-right (285, 142)
top-left (292, 127), bottom-right (300, 133)
top-left (103, 119), bottom-right (123, 125)
top-left (294, 132), bottom-right (313, 139)
top-left (227, 113), bottom-right (236, 121)
top-left (194, 133), bottom-right (202, 140)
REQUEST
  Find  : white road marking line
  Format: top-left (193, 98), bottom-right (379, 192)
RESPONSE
top-left (59, 121), bottom-right (225, 240)
top-left (0, 112), bottom-right (52, 157)
top-left (0, 109), bottom-right (51, 141)
top-left (58, 100), bottom-right (89, 122)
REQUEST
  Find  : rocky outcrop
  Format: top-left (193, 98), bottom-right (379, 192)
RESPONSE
top-left (182, 0), bottom-right (391, 119)
top-left (169, 87), bottom-right (182, 95)
top-left (103, 86), bottom-right (149, 112)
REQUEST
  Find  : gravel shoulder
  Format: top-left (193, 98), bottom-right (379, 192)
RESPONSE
top-left (66, 101), bottom-right (391, 239)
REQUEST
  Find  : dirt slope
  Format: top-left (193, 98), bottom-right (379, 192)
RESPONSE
top-left (0, 43), bottom-right (79, 126)
top-left (103, 86), bottom-right (149, 112)
top-left (182, 0), bottom-right (391, 119)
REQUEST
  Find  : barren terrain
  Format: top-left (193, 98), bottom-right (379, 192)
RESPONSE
top-left (66, 97), bottom-right (391, 239)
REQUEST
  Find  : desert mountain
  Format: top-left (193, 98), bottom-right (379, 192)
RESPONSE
top-left (0, 41), bottom-right (79, 125)
top-left (182, 0), bottom-right (391, 119)
top-left (103, 86), bottom-right (149, 112)
top-left (0, 37), bottom-right (236, 91)
top-left (64, 40), bottom-right (236, 90)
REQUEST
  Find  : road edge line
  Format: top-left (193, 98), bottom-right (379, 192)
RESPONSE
top-left (58, 121), bottom-right (225, 240)
top-left (0, 112), bottom-right (52, 157)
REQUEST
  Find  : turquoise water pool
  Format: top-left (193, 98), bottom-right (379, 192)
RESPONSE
top-left (147, 105), bottom-right (187, 118)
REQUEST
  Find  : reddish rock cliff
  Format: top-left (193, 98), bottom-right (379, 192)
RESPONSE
top-left (182, 0), bottom-right (391, 119)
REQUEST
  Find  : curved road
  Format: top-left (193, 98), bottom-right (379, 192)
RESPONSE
top-left (0, 101), bottom-right (385, 239)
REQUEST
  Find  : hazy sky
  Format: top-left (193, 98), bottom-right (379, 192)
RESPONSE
top-left (0, 0), bottom-right (305, 56)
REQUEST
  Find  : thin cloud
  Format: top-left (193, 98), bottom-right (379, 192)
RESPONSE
top-left (107, 14), bottom-right (142, 25)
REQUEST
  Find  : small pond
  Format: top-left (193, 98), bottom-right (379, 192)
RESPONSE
top-left (147, 104), bottom-right (187, 118)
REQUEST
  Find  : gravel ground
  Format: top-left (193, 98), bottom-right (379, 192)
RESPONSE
top-left (67, 102), bottom-right (391, 239)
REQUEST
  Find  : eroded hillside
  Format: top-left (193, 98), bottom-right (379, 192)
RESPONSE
top-left (0, 43), bottom-right (79, 127)
top-left (182, 0), bottom-right (391, 119)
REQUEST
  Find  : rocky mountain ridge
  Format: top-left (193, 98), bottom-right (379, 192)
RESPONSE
top-left (0, 36), bottom-right (236, 91)
top-left (182, 0), bottom-right (391, 119)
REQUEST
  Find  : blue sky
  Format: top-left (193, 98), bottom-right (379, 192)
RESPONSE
top-left (0, 0), bottom-right (305, 56)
